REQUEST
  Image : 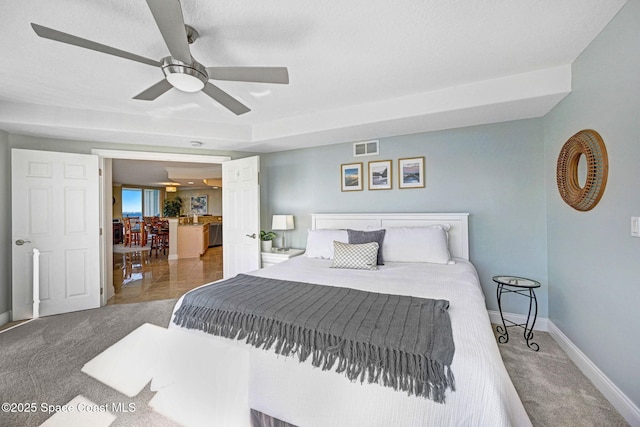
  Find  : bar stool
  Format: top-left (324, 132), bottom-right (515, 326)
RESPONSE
top-left (151, 221), bottom-right (169, 257)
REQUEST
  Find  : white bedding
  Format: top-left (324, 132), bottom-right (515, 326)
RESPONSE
top-left (168, 256), bottom-right (531, 427)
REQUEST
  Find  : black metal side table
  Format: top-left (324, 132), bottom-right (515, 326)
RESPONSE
top-left (493, 275), bottom-right (541, 351)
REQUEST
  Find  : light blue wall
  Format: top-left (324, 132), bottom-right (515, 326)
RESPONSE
top-left (262, 118), bottom-right (548, 316)
top-left (544, 0), bottom-right (640, 407)
top-left (0, 131), bottom-right (9, 317)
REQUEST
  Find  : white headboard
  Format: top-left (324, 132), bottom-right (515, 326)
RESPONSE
top-left (310, 213), bottom-right (470, 260)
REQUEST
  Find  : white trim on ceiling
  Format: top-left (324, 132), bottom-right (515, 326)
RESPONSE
top-left (1, 65), bottom-right (573, 153)
top-left (91, 149), bottom-right (231, 163)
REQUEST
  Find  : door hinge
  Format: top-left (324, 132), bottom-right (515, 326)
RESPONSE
top-left (100, 287), bottom-right (104, 295)
top-left (99, 228), bottom-right (103, 236)
top-left (99, 168), bottom-right (102, 176)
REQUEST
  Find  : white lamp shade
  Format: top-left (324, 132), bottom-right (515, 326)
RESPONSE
top-left (272, 214), bottom-right (294, 230)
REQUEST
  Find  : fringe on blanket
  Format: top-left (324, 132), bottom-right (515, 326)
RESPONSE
top-left (173, 305), bottom-right (455, 403)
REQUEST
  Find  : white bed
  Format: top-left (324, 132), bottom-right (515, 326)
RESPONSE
top-left (167, 213), bottom-right (531, 427)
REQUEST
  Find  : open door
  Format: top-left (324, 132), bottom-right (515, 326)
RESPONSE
top-left (11, 149), bottom-right (101, 320)
top-left (222, 156), bottom-right (260, 278)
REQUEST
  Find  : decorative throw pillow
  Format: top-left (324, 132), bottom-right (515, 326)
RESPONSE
top-left (347, 229), bottom-right (386, 265)
top-left (304, 229), bottom-right (349, 259)
top-left (331, 241), bottom-right (379, 270)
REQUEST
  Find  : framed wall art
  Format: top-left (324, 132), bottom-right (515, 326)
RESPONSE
top-left (190, 195), bottom-right (208, 214)
top-left (341, 162), bottom-right (363, 192)
top-left (398, 157), bottom-right (425, 189)
top-left (368, 160), bottom-right (392, 190)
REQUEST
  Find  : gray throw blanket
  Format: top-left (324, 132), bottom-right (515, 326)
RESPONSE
top-left (173, 274), bottom-right (456, 402)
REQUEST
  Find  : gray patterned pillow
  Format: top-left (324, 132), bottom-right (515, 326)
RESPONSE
top-left (347, 229), bottom-right (386, 265)
top-left (331, 241), bottom-right (379, 270)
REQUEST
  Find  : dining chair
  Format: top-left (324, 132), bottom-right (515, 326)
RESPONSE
top-left (123, 217), bottom-right (141, 247)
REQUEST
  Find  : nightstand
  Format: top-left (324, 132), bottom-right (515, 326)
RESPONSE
top-left (493, 275), bottom-right (541, 351)
top-left (261, 248), bottom-right (305, 268)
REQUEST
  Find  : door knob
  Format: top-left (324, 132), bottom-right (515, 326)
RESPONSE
top-left (15, 239), bottom-right (32, 246)
top-left (245, 233), bottom-right (257, 239)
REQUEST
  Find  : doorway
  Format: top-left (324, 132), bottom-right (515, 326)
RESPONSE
top-left (92, 149), bottom-right (231, 306)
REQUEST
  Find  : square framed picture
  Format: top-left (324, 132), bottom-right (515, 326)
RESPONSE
top-left (368, 160), bottom-right (392, 190)
top-left (190, 195), bottom-right (208, 214)
top-left (398, 157), bottom-right (425, 189)
top-left (341, 162), bottom-right (363, 191)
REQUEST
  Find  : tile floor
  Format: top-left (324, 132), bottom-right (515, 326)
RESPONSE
top-left (109, 245), bottom-right (223, 305)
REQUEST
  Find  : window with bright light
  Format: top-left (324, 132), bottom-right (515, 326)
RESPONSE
top-left (144, 189), bottom-right (161, 217)
top-left (122, 188), bottom-right (161, 218)
top-left (122, 188), bottom-right (142, 218)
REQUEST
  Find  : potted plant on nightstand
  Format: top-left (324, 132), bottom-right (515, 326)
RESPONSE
top-left (260, 230), bottom-right (277, 252)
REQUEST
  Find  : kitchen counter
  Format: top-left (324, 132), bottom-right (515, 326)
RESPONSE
top-left (178, 216), bottom-right (222, 225)
top-left (177, 223), bottom-right (209, 258)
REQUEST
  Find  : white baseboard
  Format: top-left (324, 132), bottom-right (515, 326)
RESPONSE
top-left (488, 310), bottom-right (548, 331)
top-left (168, 254), bottom-right (178, 261)
top-left (0, 311), bottom-right (9, 327)
top-left (548, 321), bottom-right (640, 427)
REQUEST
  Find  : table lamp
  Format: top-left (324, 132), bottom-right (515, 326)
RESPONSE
top-left (271, 215), bottom-right (294, 251)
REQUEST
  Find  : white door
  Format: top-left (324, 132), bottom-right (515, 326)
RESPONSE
top-left (11, 149), bottom-right (101, 320)
top-left (222, 156), bottom-right (260, 278)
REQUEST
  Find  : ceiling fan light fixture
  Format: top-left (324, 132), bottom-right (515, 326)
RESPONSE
top-left (249, 89), bottom-right (272, 98)
top-left (162, 57), bottom-right (208, 93)
top-left (166, 73), bottom-right (205, 92)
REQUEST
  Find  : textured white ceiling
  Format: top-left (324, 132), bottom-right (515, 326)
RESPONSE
top-left (0, 0), bottom-right (627, 152)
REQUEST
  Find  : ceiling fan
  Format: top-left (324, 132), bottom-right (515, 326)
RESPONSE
top-left (30, 0), bottom-right (289, 115)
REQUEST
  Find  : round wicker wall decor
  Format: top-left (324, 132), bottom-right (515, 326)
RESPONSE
top-left (556, 129), bottom-right (608, 211)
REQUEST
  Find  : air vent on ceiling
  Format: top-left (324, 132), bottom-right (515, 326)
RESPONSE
top-left (353, 140), bottom-right (379, 157)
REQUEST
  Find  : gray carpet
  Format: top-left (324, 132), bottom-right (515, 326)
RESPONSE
top-left (0, 300), bottom-right (629, 427)
top-left (0, 300), bottom-right (180, 427)
top-left (495, 328), bottom-right (629, 427)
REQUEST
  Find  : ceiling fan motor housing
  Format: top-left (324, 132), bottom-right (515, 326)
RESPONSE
top-left (161, 56), bottom-right (208, 92)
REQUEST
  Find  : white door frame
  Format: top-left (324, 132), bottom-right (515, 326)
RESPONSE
top-left (91, 149), bottom-right (231, 306)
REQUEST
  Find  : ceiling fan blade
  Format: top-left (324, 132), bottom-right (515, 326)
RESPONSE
top-left (133, 79), bottom-right (173, 100)
top-left (206, 67), bottom-right (290, 84)
top-left (31, 23), bottom-right (159, 67)
top-left (146, 0), bottom-right (192, 64)
top-left (202, 83), bottom-right (251, 115)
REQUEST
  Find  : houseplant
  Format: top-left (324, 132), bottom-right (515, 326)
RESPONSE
top-left (163, 196), bottom-right (183, 217)
top-left (260, 230), bottom-right (277, 251)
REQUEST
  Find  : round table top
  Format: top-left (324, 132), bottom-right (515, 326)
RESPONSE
top-left (492, 275), bottom-right (541, 288)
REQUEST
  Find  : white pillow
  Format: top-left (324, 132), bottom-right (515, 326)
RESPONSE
top-left (381, 226), bottom-right (452, 264)
top-left (304, 229), bottom-right (349, 259)
top-left (331, 241), bottom-right (379, 270)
